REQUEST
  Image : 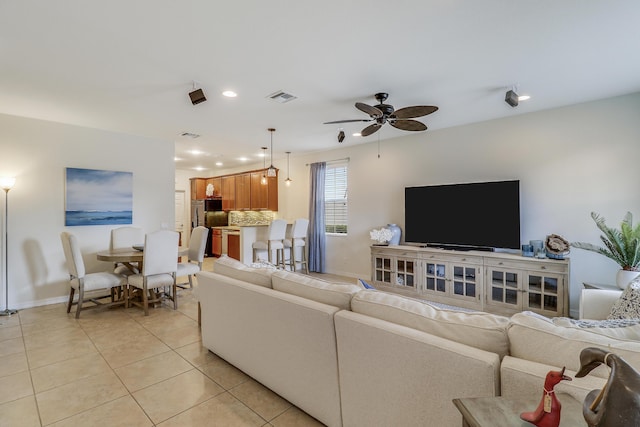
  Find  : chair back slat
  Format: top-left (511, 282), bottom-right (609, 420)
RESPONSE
top-left (143, 230), bottom-right (179, 276)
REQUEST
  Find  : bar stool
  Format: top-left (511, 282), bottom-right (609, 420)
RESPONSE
top-left (284, 218), bottom-right (309, 274)
top-left (252, 219), bottom-right (287, 268)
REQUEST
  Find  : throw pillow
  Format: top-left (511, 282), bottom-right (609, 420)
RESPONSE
top-left (358, 279), bottom-right (375, 290)
top-left (608, 277), bottom-right (640, 319)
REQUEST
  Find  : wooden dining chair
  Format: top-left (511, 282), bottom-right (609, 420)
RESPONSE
top-left (126, 229), bottom-right (179, 315)
top-left (177, 226), bottom-right (208, 289)
top-left (60, 232), bottom-right (127, 318)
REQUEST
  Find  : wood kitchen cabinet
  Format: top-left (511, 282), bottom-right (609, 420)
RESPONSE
top-left (228, 233), bottom-right (240, 261)
top-left (222, 176), bottom-right (236, 211)
top-left (249, 169), bottom-right (278, 211)
top-left (206, 177), bottom-right (222, 198)
top-left (235, 173), bottom-right (251, 210)
top-left (190, 178), bottom-right (207, 200)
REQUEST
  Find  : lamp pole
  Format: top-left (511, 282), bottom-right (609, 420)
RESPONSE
top-left (0, 177), bottom-right (17, 316)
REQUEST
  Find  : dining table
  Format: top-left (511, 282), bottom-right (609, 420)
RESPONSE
top-left (96, 246), bottom-right (189, 274)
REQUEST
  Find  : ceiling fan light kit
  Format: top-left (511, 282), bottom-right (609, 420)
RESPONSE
top-left (324, 92), bottom-right (438, 137)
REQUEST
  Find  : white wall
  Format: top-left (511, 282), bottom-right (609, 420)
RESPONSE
top-left (274, 93), bottom-right (640, 316)
top-left (0, 114), bottom-right (175, 309)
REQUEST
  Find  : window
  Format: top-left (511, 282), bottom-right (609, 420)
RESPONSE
top-left (325, 160), bottom-right (348, 234)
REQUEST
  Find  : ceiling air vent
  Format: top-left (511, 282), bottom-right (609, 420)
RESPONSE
top-left (180, 132), bottom-right (200, 138)
top-left (267, 90), bottom-right (297, 104)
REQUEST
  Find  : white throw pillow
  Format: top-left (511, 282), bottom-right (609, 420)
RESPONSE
top-left (608, 277), bottom-right (640, 319)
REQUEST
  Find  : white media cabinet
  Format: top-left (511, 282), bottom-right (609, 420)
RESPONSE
top-left (371, 245), bottom-right (570, 317)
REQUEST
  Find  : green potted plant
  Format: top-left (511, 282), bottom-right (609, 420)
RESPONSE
top-left (571, 211), bottom-right (640, 289)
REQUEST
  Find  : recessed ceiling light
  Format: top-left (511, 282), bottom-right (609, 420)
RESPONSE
top-left (215, 161), bottom-right (223, 166)
top-left (239, 157), bottom-right (248, 162)
top-left (194, 166), bottom-right (205, 171)
top-left (222, 90), bottom-right (237, 98)
top-left (352, 132), bottom-right (361, 137)
top-left (174, 157), bottom-right (182, 161)
top-left (189, 149), bottom-right (204, 156)
top-left (518, 95), bottom-right (531, 101)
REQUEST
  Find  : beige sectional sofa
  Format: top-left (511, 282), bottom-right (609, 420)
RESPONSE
top-left (197, 256), bottom-right (638, 426)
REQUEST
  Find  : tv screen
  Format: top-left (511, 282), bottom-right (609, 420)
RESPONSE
top-left (404, 180), bottom-right (520, 250)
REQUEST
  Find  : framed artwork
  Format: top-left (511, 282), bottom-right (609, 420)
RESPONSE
top-left (65, 167), bottom-right (133, 226)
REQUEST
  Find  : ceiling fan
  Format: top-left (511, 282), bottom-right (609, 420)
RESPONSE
top-left (324, 92), bottom-right (438, 137)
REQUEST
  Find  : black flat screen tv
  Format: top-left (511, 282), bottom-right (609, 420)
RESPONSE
top-left (404, 180), bottom-right (520, 250)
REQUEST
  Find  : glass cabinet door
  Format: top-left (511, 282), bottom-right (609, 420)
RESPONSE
top-left (526, 273), bottom-right (561, 314)
top-left (373, 255), bottom-right (393, 285)
top-left (487, 268), bottom-right (521, 308)
top-left (452, 265), bottom-right (479, 301)
top-left (424, 262), bottom-right (447, 294)
top-left (395, 258), bottom-right (416, 288)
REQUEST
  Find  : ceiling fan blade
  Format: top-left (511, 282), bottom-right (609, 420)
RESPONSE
top-left (361, 123), bottom-right (382, 137)
top-left (393, 105), bottom-right (439, 119)
top-left (356, 102), bottom-right (383, 118)
top-left (390, 119), bottom-right (427, 132)
top-left (323, 119), bottom-right (371, 124)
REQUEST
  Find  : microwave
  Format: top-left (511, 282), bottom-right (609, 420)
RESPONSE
top-left (204, 198), bottom-right (223, 211)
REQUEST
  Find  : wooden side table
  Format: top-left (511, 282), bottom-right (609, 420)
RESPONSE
top-left (453, 395), bottom-right (586, 427)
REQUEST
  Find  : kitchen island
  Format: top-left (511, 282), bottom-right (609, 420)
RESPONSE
top-left (211, 224), bottom-right (269, 264)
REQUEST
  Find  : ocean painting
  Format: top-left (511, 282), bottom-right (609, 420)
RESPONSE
top-left (65, 168), bottom-right (133, 226)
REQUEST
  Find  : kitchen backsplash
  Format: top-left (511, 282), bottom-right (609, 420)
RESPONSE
top-left (229, 210), bottom-right (275, 226)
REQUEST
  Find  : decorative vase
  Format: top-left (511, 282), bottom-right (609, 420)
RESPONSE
top-left (387, 224), bottom-right (402, 245)
top-left (616, 269), bottom-right (640, 289)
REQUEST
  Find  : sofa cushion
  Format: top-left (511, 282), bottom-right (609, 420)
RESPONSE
top-left (508, 311), bottom-right (640, 378)
top-left (350, 290), bottom-right (510, 359)
top-left (213, 255), bottom-right (274, 288)
top-left (271, 270), bottom-right (361, 310)
top-left (608, 277), bottom-right (640, 319)
top-left (553, 317), bottom-right (640, 340)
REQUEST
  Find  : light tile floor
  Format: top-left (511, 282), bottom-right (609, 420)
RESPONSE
top-left (0, 258), bottom-right (330, 427)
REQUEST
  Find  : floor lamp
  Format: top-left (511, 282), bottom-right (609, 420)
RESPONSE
top-left (0, 177), bottom-right (16, 316)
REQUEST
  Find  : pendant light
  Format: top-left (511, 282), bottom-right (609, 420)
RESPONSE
top-left (285, 151), bottom-right (292, 186)
top-left (261, 146), bottom-right (268, 185)
top-left (267, 128), bottom-right (277, 177)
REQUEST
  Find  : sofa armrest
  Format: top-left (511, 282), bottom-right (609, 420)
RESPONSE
top-left (579, 288), bottom-right (622, 320)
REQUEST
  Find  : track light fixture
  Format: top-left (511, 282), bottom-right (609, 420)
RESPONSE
top-left (337, 130), bottom-right (345, 143)
top-left (267, 128), bottom-right (277, 177)
top-left (505, 89), bottom-right (519, 108)
top-left (189, 81), bottom-right (207, 105)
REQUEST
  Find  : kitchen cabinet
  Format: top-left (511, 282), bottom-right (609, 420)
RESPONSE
top-left (228, 232), bottom-right (240, 261)
top-left (235, 173), bottom-right (251, 210)
top-left (222, 176), bottom-right (236, 211)
top-left (371, 245), bottom-right (569, 316)
top-left (190, 178), bottom-right (207, 200)
top-left (250, 170), bottom-right (278, 210)
top-left (206, 177), bottom-right (222, 198)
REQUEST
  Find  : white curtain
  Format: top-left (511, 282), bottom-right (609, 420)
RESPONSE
top-left (308, 162), bottom-right (326, 272)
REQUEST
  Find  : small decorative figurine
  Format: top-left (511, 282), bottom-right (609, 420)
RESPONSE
top-left (520, 367), bottom-right (572, 427)
top-left (575, 347), bottom-right (640, 427)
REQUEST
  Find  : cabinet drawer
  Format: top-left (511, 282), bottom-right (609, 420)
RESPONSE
top-left (420, 252), bottom-right (483, 265)
top-left (484, 258), bottom-right (568, 274)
